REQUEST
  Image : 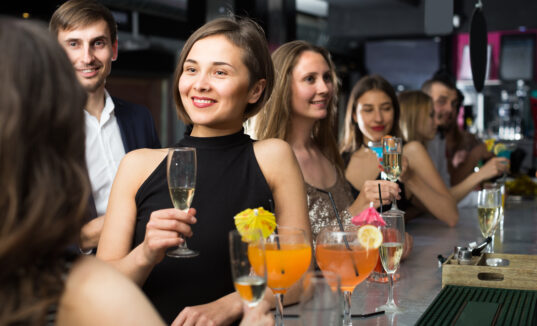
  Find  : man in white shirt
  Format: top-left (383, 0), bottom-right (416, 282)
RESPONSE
top-left (50, 0), bottom-right (161, 252)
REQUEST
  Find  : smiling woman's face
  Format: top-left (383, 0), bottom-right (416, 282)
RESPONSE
top-left (354, 89), bottom-right (394, 143)
top-left (178, 34), bottom-right (262, 133)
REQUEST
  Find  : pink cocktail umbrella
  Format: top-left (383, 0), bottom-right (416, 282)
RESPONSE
top-left (352, 202), bottom-right (386, 227)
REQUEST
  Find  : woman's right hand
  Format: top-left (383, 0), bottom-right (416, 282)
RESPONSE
top-left (478, 157), bottom-right (509, 181)
top-left (142, 208), bottom-right (197, 265)
top-left (362, 180), bottom-right (401, 208)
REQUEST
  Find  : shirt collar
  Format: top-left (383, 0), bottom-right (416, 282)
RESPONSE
top-left (102, 90), bottom-right (115, 116)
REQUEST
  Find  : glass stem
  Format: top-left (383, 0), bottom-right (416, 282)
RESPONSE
top-left (178, 234), bottom-right (188, 249)
top-left (386, 273), bottom-right (395, 306)
top-left (391, 192), bottom-right (399, 210)
top-left (275, 293), bottom-right (284, 326)
top-left (343, 291), bottom-right (352, 326)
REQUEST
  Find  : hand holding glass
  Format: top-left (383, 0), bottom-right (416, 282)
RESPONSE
top-left (166, 147), bottom-right (198, 258)
top-left (229, 229), bottom-right (267, 307)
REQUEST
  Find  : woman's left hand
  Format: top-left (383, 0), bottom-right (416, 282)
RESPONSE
top-left (362, 180), bottom-right (401, 208)
top-left (171, 294), bottom-right (243, 326)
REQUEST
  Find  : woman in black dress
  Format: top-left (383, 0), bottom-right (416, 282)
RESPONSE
top-left (97, 16), bottom-right (310, 325)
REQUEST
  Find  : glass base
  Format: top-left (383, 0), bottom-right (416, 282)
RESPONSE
top-left (166, 247), bottom-right (199, 258)
top-left (376, 302), bottom-right (403, 313)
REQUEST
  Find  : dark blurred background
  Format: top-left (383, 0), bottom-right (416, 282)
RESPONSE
top-left (2, 0), bottom-right (537, 174)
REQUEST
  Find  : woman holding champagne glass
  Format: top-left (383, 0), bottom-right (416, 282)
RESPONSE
top-left (254, 40), bottom-right (400, 240)
top-left (98, 16), bottom-right (311, 325)
top-left (340, 75), bottom-right (459, 227)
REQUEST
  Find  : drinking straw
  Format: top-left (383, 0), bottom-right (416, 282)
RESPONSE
top-left (317, 188), bottom-right (359, 276)
top-left (378, 184), bottom-right (383, 214)
top-left (269, 198), bottom-right (285, 274)
top-left (268, 198), bottom-right (281, 250)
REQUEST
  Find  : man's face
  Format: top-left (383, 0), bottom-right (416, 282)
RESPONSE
top-left (428, 83), bottom-right (458, 129)
top-left (57, 20), bottom-right (117, 94)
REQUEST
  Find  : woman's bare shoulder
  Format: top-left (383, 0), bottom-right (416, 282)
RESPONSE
top-left (117, 148), bottom-right (169, 184)
top-left (253, 138), bottom-right (296, 165)
top-left (122, 148), bottom-right (168, 166)
top-left (254, 138), bottom-right (293, 154)
top-left (403, 141), bottom-right (428, 155)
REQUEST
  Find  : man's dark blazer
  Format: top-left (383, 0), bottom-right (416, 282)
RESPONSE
top-left (113, 97), bottom-right (161, 152)
top-left (87, 97), bottom-right (161, 220)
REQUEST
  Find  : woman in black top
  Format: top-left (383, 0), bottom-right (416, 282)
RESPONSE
top-left (97, 17), bottom-right (310, 325)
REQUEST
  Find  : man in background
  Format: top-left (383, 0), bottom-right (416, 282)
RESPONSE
top-left (50, 0), bottom-right (161, 252)
top-left (422, 72), bottom-right (491, 186)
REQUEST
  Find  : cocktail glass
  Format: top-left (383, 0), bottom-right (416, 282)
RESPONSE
top-left (229, 229), bottom-right (267, 307)
top-left (250, 226), bottom-right (311, 326)
top-left (316, 224), bottom-right (379, 326)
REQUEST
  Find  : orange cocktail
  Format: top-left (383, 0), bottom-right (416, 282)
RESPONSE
top-left (252, 226), bottom-right (311, 326)
top-left (316, 224), bottom-right (382, 326)
top-left (250, 242), bottom-right (311, 294)
top-left (316, 243), bottom-right (377, 292)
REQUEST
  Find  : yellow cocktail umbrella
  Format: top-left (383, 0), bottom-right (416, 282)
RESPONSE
top-left (234, 207), bottom-right (277, 240)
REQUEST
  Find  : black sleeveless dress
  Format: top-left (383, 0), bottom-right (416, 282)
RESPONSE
top-left (133, 130), bottom-right (273, 324)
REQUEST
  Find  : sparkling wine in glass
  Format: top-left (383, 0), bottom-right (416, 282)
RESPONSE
top-left (477, 187), bottom-right (501, 253)
top-left (382, 137), bottom-right (403, 211)
top-left (376, 210), bottom-right (405, 313)
top-left (316, 224), bottom-right (379, 326)
top-left (166, 147), bottom-right (198, 258)
top-left (251, 226), bottom-right (311, 326)
top-left (229, 229), bottom-right (267, 307)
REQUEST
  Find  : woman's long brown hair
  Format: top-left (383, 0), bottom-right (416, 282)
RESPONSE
top-left (254, 40), bottom-right (344, 172)
top-left (0, 18), bottom-right (89, 325)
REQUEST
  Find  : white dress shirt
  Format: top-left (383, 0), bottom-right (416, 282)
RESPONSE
top-left (85, 91), bottom-right (126, 216)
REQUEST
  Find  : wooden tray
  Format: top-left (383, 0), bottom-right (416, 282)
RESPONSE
top-left (442, 253), bottom-right (537, 291)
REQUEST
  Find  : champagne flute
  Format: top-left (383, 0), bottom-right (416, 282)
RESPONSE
top-left (254, 226), bottom-right (311, 326)
top-left (229, 229), bottom-right (267, 307)
top-left (477, 187), bottom-right (502, 253)
top-left (166, 147), bottom-right (198, 258)
top-left (382, 137), bottom-right (403, 211)
top-left (299, 271), bottom-right (342, 326)
top-left (376, 210), bottom-right (405, 313)
top-left (316, 224), bottom-right (379, 326)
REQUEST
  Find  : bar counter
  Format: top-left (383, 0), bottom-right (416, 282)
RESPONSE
top-left (283, 197), bottom-right (537, 325)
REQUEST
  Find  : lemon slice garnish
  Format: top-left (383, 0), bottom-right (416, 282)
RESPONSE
top-left (357, 225), bottom-right (383, 249)
top-left (493, 143), bottom-right (507, 156)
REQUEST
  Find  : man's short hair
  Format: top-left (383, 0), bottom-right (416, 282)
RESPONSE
top-left (421, 69), bottom-right (457, 94)
top-left (50, 0), bottom-right (117, 42)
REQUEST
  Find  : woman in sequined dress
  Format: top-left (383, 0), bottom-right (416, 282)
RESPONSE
top-left (254, 41), bottom-right (399, 240)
